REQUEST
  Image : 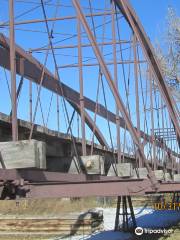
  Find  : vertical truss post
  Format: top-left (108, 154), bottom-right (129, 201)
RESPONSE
top-left (29, 81), bottom-right (32, 124)
top-left (72, 0), bottom-right (158, 189)
top-left (133, 35), bottom-right (142, 167)
top-left (77, 112), bottom-right (80, 139)
top-left (114, 196), bottom-right (136, 232)
top-left (113, 0), bottom-right (180, 147)
top-left (9, 58), bottom-right (24, 116)
top-left (161, 99), bottom-right (165, 166)
top-left (55, 70), bottom-right (60, 132)
top-left (111, 2), bottom-right (121, 163)
top-left (56, 93), bottom-right (60, 132)
top-left (77, 16), bottom-right (86, 156)
top-left (115, 196), bottom-right (121, 231)
top-left (127, 196), bottom-right (136, 228)
top-left (9, 0), bottom-right (18, 141)
top-left (149, 69), bottom-right (156, 170)
top-left (29, 51), bottom-right (33, 124)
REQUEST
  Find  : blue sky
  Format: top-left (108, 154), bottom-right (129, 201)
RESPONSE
top-left (131, 0), bottom-right (180, 43)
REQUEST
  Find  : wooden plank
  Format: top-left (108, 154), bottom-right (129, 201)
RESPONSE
top-left (0, 140), bottom-right (46, 169)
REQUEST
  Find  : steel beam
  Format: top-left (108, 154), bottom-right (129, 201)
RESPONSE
top-left (72, 0), bottom-right (158, 189)
top-left (26, 181), bottom-right (149, 198)
top-left (0, 34), bottom-right (178, 157)
top-left (0, 34), bottom-right (108, 148)
top-left (0, 169), bottom-right (146, 183)
top-left (149, 70), bottom-right (156, 170)
top-left (0, 11), bottom-right (122, 27)
top-left (113, 0), bottom-right (180, 147)
top-left (77, 17), bottom-right (86, 155)
top-left (58, 60), bottom-right (146, 68)
top-left (0, 170), bottom-right (179, 198)
top-left (9, 0), bottom-right (18, 141)
top-left (111, 2), bottom-right (121, 162)
top-left (31, 40), bottom-right (131, 52)
top-left (133, 35), bottom-right (142, 167)
top-left (24, 179), bottom-right (152, 198)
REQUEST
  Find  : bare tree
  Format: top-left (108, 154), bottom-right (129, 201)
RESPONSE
top-left (156, 7), bottom-right (180, 88)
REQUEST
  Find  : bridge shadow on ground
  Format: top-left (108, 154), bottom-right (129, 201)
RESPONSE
top-left (85, 208), bottom-right (180, 240)
top-left (57, 207), bottom-right (180, 240)
top-left (60, 209), bottom-right (103, 239)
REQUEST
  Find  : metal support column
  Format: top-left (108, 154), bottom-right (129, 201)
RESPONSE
top-left (77, 17), bottom-right (86, 156)
top-left (112, 2), bottom-right (121, 163)
top-left (72, 0), bottom-right (158, 189)
top-left (29, 81), bottom-right (32, 124)
top-left (113, 0), bottom-right (180, 147)
top-left (133, 35), bottom-right (142, 167)
top-left (115, 196), bottom-right (121, 231)
top-left (55, 70), bottom-right (60, 132)
top-left (9, 0), bottom-right (18, 141)
top-left (114, 196), bottom-right (136, 232)
top-left (149, 69), bottom-right (156, 170)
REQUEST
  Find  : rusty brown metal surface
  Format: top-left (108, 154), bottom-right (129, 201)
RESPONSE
top-left (0, 0), bottom-right (179, 201)
top-left (156, 182), bottom-right (180, 193)
top-left (72, 0), bottom-right (158, 189)
top-left (27, 180), bottom-right (151, 198)
top-left (113, 0), bottom-right (180, 147)
top-left (1, 177), bottom-right (179, 198)
top-left (0, 34), bottom-right (109, 147)
top-left (0, 169), bottom-right (125, 182)
top-left (77, 16), bottom-right (86, 156)
top-left (0, 11), bottom-right (122, 26)
top-left (9, 0), bottom-right (18, 141)
top-left (0, 169), bottom-right (180, 198)
top-left (0, 34), bottom-right (177, 157)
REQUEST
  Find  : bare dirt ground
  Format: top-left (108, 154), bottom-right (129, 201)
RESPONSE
top-left (0, 197), bottom-right (179, 240)
top-left (0, 198), bottom-right (103, 239)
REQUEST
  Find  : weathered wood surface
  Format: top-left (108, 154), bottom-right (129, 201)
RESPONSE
top-left (153, 170), bottom-right (164, 180)
top-left (164, 172), bottom-right (172, 181)
top-left (0, 140), bottom-right (46, 169)
top-left (69, 155), bottom-right (105, 174)
top-left (133, 167), bottom-right (148, 179)
top-left (174, 174), bottom-right (180, 182)
top-left (0, 210), bottom-right (103, 235)
top-left (107, 163), bottom-right (133, 177)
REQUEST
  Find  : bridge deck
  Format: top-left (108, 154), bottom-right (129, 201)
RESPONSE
top-left (0, 169), bottom-right (180, 198)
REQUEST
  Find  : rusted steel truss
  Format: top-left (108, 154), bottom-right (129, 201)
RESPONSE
top-left (0, 170), bottom-right (180, 199)
top-left (0, 0), bottom-right (179, 198)
top-left (0, 34), bottom-right (177, 157)
top-left (72, 0), bottom-right (158, 188)
top-left (113, 0), bottom-right (180, 147)
top-left (0, 34), bottom-right (108, 147)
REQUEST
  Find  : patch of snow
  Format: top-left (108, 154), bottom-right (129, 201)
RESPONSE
top-left (135, 207), bottom-right (180, 228)
top-left (54, 206), bottom-right (180, 240)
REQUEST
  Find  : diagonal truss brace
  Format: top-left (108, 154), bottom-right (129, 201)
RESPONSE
top-left (0, 34), bottom-right (178, 157)
top-left (0, 34), bottom-right (108, 148)
top-left (113, 0), bottom-right (180, 147)
top-left (72, 0), bottom-right (158, 189)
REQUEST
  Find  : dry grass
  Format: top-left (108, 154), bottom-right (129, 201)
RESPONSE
top-left (0, 195), bottom-right (159, 217)
top-left (0, 198), bottom-right (103, 239)
top-left (0, 196), bottom-right (179, 240)
top-left (159, 222), bottom-right (180, 240)
top-left (0, 198), bottom-right (101, 217)
top-left (0, 235), bottom-right (52, 240)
